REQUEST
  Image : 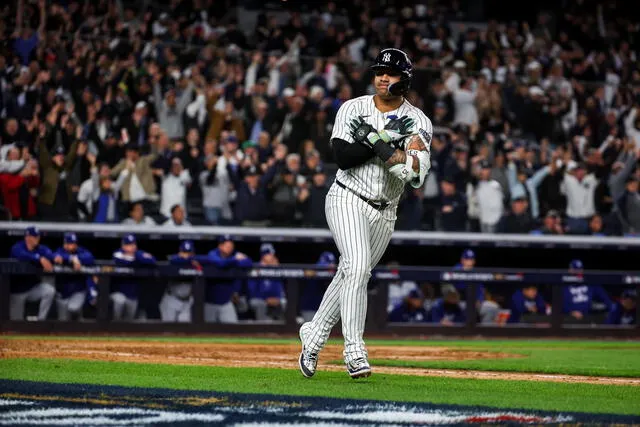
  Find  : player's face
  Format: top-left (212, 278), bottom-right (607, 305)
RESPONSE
top-left (407, 296), bottom-right (423, 310)
top-left (461, 258), bottom-right (475, 269)
top-left (374, 68), bottom-right (402, 98)
top-left (25, 235), bottom-right (40, 248)
top-left (262, 253), bottom-right (277, 265)
top-left (522, 286), bottom-right (538, 300)
top-left (64, 243), bottom-right (77, 253)
top-left (122, 243), bottom-right (137, 254)
top-left (219, 241), bottom-right (234, 257)
top-left (444, 292), bottom-right (460, 305)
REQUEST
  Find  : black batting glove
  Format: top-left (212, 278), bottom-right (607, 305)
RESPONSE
top-left (348, 116), bottom-right (381, 148)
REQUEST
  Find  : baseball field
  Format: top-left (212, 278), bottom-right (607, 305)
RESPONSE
top-left (1, 335), bottom-right (639, 425)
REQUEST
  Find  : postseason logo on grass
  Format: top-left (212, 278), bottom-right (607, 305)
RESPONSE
top-left (0, 379), bottom-right (638, 426)
top-left (0, 396), bottom-right (575, 426)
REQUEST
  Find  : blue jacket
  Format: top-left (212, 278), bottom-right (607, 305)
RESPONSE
top-left (430, 298), bottom-right (466, 324)
top-left (453, 263), bottom-right (485, 302)
top-left (605, 303), bottom-right (636, 325)
top-left (247, 276), bottom-right (285, 300)
top-left (52, 246), bottom-right (95, 298)
top-left (299, 261), bottom-right (332, 312)
top-left (111, 249), bottom-right (157, 299)
top-left (205, 249), bottom-right (253, 305)
top-left (388, 303), bottom-right (429, 323)
top-left (10, 241), bottom-right (55, 293)
top-left (508, 290), bottom-right (547, 323)
top-left (562, 285), bottom-right (612, 315)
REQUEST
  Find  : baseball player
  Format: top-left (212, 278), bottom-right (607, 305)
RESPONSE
top-left (9, 226), bottom-right (56, 320)
top-left (605, 289), bottom-right (636, 325)
top-left (563, 259), bottom-right (612, 321)
top-left (111, 234), bottom-right (157, 321)
top-left (204, 235), bottom-right (253, 323)
top-left (52, 232), bottom-right (96, 321)
top-left (430, 284), bottom-right (466, 325)
top-left (247, 243), bottom-right (287, 322)
top-left (160, 240), bottom-right (207, 322)
top-left (508, 285), bottom-right (548, 324)
top-left (387, 289), bottom-right (429, 323)
top-left (452, 249), bottom-right (500, 323)
top-left (298, 48), bottom-right (432, 379)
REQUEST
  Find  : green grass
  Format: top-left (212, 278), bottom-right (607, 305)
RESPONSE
top-left (1, 358), bottom-right (639, 415)
top-left (5, 335), bottom-right (640, 377)
top-left (367, 348), bottom-right (640, 378)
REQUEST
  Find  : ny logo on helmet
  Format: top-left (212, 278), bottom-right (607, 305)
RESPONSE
top-left (383, 53), bottom-right (391, 62)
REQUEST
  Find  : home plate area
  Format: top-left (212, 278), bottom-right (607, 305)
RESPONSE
top-left (0, 380), bottom-right (637, 426)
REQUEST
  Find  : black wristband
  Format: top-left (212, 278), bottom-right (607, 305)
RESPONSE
top-left (371, 140), bottom-right (396, 162)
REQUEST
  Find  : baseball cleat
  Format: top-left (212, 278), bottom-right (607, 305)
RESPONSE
top-left (346, 358), bottom-right (371, 379)
top-left (298, 324), bottom-right (318, 378)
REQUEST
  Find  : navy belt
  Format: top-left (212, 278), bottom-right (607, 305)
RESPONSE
top-left (336, 180), bottom-right (389, 211)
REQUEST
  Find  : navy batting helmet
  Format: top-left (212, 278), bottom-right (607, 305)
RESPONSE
top-left (370, 48), bottom-right (413, 96)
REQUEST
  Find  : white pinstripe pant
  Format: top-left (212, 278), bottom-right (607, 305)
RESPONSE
top-left (305, 184), bottom-right (395, 362)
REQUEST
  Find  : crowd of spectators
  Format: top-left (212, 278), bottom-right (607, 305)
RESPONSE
top-left (0, 0), bottom-right (639, 235)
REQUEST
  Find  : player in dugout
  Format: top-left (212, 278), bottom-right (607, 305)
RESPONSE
top-left (110, 234), bottom-right (157, 321)
top-left (452, 249), bottom-right (500, 323)
top-left (160, 240), bottom-right (208, 323)
top-left (247, 243), bottom-right (287, 322)
top-left (52, 232), bottom-right (96, 321)
top-left (430, 284), bottom-right (466, 325)
top-left (507, 285), bottom-right (548, 324)
top-left (387, 288), bottom-right (429, 323)
top-left (9, 226), bottom-right (56, 320)
top-left (563, 260), bottom-right (612, 322)
top-left (204, 235), bottom-right (252, 323)
top-left (606, 289), bottom-right (636, 325)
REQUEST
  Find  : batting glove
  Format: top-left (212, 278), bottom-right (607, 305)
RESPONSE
top-left (348, 116), bottom-right (381, 148)
top-left (379, 115), bottom-right (416, 149)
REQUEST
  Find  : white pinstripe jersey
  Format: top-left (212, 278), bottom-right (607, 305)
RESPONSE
top-left (331, 95), bottom-right (433, 204)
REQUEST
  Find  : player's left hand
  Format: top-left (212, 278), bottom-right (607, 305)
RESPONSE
top-left (379, 115), bottom-right (415, 148)
top-left (348, 116), bottom-right (379, 148)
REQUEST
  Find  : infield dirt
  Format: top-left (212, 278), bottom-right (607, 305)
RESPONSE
top-left (2, 338), bottom-right (639, 386)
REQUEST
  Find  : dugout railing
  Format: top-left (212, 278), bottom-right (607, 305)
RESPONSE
top-left (1, 260), bottom-right (638, 337)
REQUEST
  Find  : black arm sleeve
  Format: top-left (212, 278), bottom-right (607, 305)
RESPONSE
top-left (331, 138), bottom-right (375, 170)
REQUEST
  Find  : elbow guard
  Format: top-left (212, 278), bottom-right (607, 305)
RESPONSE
top-left (407, 149), bottom-right (431, 188)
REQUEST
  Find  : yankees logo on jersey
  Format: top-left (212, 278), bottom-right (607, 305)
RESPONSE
top-left (331, 95), bottom-right (433, 213)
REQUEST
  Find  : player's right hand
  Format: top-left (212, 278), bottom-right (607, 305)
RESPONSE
top-left (348, 116), bottom-right (379, 148)
top-left (40, 257), bottom-right (54, 272)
